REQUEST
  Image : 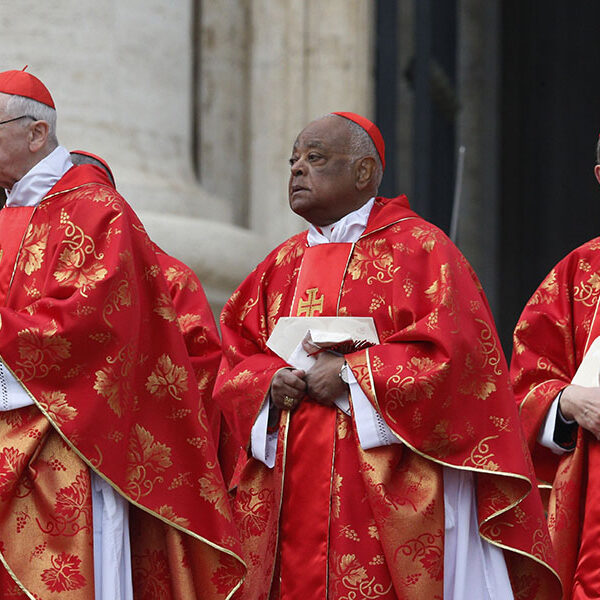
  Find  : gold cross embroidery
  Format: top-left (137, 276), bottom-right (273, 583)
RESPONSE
top-left (297, 287), bottom-right (324, 317)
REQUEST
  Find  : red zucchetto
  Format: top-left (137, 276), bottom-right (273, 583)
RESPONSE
top-left (0, 68), bottom-right (55, 109)
top-left (332, 111), bottom-right (385, 170)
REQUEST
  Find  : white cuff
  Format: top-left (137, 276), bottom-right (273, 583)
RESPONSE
top-left (250, 398), bottom-right (278, 468)
top-left (0, 360), bottom-right (34, 411)
top-left (537, 394), bottom-right (573, 455)
top-left (348, 368), bottom-right (400, 449)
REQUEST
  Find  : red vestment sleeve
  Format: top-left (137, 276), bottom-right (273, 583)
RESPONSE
top-left (155, 245), bottom-right (223, 443)
top-left (215, 261), bottom-right (290, 449)
top-left (510, 244), bottom-right (600, 594)
top-left (511, 252), bottom-right (581, 486)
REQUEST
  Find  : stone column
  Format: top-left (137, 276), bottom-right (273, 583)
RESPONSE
top-left (1, 0), bottom-right (376, 308)
top-left (199, 0), bottom-right (250, 227)
top-left (247, 0), bottom-right (375, 246)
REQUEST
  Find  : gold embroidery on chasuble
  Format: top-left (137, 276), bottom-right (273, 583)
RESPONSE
top-left (0, 411), bottom-right (95, 597)
top-left (530, 268), bottom-right (559, 305)
top-left (18, 222), bottom-right (50, 275)
top-left (164, 265), bottom-right (200, 291)
top-left (126, 424), bottom-right (173, 502)
top-left (14, 322), bottom-right (71, 382)
top-left (53, 210), bottom-right (108, 297)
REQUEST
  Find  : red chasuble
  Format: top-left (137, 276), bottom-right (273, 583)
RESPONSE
top-left (511, 237), bottom-right (600, 600)
top-left (151, 243), bottom-right (237, 484)
top-left (151, 243), bottom-right (223, 453)
top-left (0, 164), bottom-right (244, 599)
top-left (215, 196), bottom-right (561, 600)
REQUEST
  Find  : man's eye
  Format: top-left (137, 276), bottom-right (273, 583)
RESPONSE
top-left (308, 153), bottom-right (321, 161)
top-left (289, 157), bottom-right (297, 166)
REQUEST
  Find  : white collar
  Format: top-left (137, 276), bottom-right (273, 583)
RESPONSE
top-left (307, 198), bottom-right (375, 246)
top-left (5, 146), bottom-right (73, 207)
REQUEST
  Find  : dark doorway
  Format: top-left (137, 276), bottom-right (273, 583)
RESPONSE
top-left (376, 0), bottom-right (458, 234)
top-left (500, 2), bottom-right (600, 348)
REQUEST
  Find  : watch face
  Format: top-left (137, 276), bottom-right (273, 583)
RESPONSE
top-left (340, 363), bottom-right (350, 384)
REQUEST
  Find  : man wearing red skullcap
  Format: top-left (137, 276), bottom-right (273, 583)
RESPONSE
top-left (511, 137), bottom-right (600, 599)
top-left (0, 70), bottom-right (244, 599)
top-left (214, 113), bottom-right (561, 599)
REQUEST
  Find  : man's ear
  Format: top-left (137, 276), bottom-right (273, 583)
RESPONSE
top-left (594, 164), bottom-right (600, 186)
top-left (355, 156), bottom-right (376, 191)
top-left (28, 120), bottom-right (50, 153)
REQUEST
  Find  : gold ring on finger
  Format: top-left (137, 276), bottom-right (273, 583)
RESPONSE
top-left (282, 395), bottom-right (295, 410)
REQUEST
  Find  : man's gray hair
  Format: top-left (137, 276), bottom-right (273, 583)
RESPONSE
top-left (4, 93), bottom-right (58, 145)
top-left (328, 113), bottom-right (383, 192)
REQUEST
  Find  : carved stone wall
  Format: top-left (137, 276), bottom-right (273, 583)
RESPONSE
top-left (1, 0), bottom-right (375, 310)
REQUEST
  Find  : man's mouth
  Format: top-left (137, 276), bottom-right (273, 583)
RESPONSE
top-left (291, 184), bottom-right (309, 193)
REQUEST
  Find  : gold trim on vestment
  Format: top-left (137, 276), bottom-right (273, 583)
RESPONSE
top-left (477, 533), bottom-right (562, 594)
top-left (325, 408), bottom-right (341, 599)
top-left (336, 242), bottom-right (355, 316)
top-left (518, 377), bottom-right (567, 491)
top-left (41, 181), bottom-right (114, 203)
top-left (268, 409), bottom-right (291, 595)
top-left (358, 216), bottom-right (417, 241)
top-left (518, 378), bottom-right (566, 419)
top-left (362, 351), bottom-right (561, 585)
top-left (365, 347), bottom-right (382, 415)
top-left (0, 550), bottom-right (36, 600)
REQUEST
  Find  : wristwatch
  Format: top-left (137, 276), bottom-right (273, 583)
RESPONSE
top-left (339, 361), bottom-right (350, 384)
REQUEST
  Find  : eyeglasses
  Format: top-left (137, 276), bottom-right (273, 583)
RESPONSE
top-left (0, 115), bottom-right (35, 126)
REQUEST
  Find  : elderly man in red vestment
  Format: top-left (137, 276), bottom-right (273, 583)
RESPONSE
top-left (0, 69), bottom-right (244, 599)
top-left (511, 137), bottom-right (600, 600)
top-left (214, 112), bottom-right (561, 599)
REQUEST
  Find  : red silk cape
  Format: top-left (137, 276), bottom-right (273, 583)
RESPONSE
top-left (0, 164), bottom-right (244, 599)
top-left (511, 236), bottom-right (600, 599)
top-left (215, 196), bottom-right (561, 600)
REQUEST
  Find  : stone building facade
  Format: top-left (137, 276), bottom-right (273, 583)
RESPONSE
top-left (1, 0), bottom-right (378, 312)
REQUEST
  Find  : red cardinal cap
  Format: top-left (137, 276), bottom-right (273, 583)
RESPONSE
top-left (71, 150), bottom-right (115, 186)
top-left (332, 111), bottom-right (385, 170)
top-left (0, 67), bottom-right (55, 109)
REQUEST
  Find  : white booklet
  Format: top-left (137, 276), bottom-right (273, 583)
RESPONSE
top-left (267, 316), bottom-right (379, 365)
top-left (572, 336), bottom-right (600, 387)
top-left (266, 317), bottom-right (379, 414)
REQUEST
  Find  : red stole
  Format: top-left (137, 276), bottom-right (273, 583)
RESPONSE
top-left (573, 302), bottom-right (600, 598)
top-left (0, 206), bottom-right (36, 303)
top-left (279, 243), bottom-right (353, 600)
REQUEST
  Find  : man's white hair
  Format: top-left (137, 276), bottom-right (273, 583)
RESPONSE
top-left (3, 93), bottom-right (58, 145)
top-left (326, 113), bottom-right (383, 192)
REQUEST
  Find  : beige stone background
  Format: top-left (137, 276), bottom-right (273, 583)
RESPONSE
top-left (0, 1), bottom-right (376, 312)
top-left (1, 1), bottom-right (498, 315)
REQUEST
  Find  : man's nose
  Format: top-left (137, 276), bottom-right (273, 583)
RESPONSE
top-left (290, 158), bottom-right (305, 176)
